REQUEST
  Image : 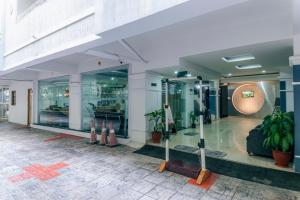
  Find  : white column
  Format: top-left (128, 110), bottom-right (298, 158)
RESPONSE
top-left (128, 71), bottom-right (147, 144)
top-left (69, 74), bottom-right (81, 130)
top-left (128, 65), bottom-right (162, 145)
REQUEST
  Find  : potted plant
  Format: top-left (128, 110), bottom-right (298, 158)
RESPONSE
top-left (261, 111), bottom-right (294, 167)
top-left (145, 109), bottom-right (164, 143)
top-left (189, 111), bottom-right (197, 128)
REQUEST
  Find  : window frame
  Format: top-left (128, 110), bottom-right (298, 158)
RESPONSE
top-left (11, 90), bottom-right (16, 106)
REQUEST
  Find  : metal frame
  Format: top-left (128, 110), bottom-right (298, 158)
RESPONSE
top-left (160, 76), bottom-right (208, 177)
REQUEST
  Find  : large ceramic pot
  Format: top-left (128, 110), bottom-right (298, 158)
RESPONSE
top-left (272, 150), bottom-right (291, 167)
top-left (152, 132), bottom-right (161, 143)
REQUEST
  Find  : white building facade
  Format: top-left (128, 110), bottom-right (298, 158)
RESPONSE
top-left (1, 0), bottom-right (300, 171)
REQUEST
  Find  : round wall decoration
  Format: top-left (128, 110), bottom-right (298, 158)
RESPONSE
top-left (232, 84), bottom-right (265, 115)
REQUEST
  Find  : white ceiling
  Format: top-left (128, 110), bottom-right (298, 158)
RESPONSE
top-left (55, 53), bottom-right (97, 65)
top-left (182, 39), bottom-right (293, 77)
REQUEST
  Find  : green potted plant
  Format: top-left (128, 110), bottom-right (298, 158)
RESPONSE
top-left (145, 109), bottom-right (164, 143)
top-left (189, 111), bottom-right (197, 128)
top-left (261, 111), bottom-right (294, 167)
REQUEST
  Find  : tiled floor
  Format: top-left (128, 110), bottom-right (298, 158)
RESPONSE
top-left (148, 116), bottom-right (293, 172)
top-left (0, 122), bottom-right (299, 200)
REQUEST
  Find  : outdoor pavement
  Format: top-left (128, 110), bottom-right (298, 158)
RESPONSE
top-left (0, 122), bottom-right (299, 200)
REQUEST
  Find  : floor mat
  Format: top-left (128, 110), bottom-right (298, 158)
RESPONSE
top-left (134, 145), bottom-right (300, 192)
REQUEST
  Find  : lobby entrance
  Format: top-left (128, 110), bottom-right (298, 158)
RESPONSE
top-left (146, 76), bottom-right (292, 172)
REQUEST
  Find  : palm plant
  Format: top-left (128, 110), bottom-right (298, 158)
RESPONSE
top-left (145, 109), bottom-right (164, 133)
top-left (261, 111), bottom-right (294, 152)
top-left (145, 109), bottom-right (164, 143)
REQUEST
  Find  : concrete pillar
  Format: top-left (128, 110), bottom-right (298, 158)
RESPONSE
top-left (69, 74), bottom-right (81, 130)
top-left (128, 70), bottom-right (147, 145)
top-left (128, 65), bottom-right (162, 146)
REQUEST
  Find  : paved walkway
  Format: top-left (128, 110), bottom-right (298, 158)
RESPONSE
top-left (0, 123), bottom-right (299, 200)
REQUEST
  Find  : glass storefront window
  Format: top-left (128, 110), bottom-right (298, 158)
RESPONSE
top-left (38, 76), bottom-right (69, 128)
top-left (0, 88), bottom-right (9, 119)
top-left (81, 67), bottom-right (128, 138)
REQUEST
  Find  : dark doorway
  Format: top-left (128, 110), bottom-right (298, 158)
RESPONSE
top-left (220, 85), bottom-right (228, 118)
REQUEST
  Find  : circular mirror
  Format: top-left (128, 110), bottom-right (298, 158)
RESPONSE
top-left (232, 84), bottom-right (265, 115)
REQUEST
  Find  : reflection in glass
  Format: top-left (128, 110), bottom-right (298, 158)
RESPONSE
top-left (81, 67), bottom-right (128, 138)
top-left (38, 76), bottom-right (69, 128)
top-left (0, 88), bottom-right (9, 119)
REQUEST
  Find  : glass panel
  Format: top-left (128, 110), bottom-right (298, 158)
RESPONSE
top-left (0, 88), bottom-right (9, 119)
top-left (38, 76), bottom-right (69, 128)
top-left (3, 88), bottom-right (9, 104)
top-left (81, 67), bottom-right (128, 138)
top-left (162, 80), bottom-right (200, 131)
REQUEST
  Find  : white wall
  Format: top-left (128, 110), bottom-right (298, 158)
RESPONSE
top-left (8, 81), bottom-right (33, 125)
top-left (95, 0), bottom-right (189, 33)
top-left (127, 64), bottom-right (163, 145)
top-left (0, 0), bottom-right (4, 69)
top-left (3, 0), bottom-right (95, 69)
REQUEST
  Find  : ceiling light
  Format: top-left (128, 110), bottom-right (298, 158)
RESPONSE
top-left (111, 77), bottom-right (115, 80)
top-left (235, 64), bottom-right (262, 70)
top-left (228, 73), bottom-right (232, 77)
top-left (174, 71), bottom-right (178, 74)
top-left (222, 54), bottom-right (255, 63)
top-left (262, 70), bottom-right (266, 73)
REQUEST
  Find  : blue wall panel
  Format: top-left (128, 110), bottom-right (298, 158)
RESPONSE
top-left (293, 65), bottom-right (300, 173)
top-left (280, 81), bottom-right (286, 112)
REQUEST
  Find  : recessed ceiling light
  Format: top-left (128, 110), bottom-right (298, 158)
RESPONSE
top-left (235, 64), bottom-right (262, 70)
top-left (228, 73), bottom-right (232, 76)
top-left (262, 70), bottom-right (266, 73)
top-left (111, 77), bottom-right (115, 80)
top-left (222, 54), bottom-right (255, 63)
top-left (174, 71), bottom-right (178, 74)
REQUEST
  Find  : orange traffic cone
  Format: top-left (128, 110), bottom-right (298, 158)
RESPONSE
top-left (107, 122), bottom-right (118, 147)
top-left (89, 119), bottom-right (98, 144)
top-left (100, 121), bottom-right (107, 146)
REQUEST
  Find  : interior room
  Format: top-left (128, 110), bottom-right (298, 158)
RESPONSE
top-left (81, 66), bottom-right (129, 138)
top-left (38, 76), bottom-right (70, 128)
top-left (146, 40), bottom-right (294, 171)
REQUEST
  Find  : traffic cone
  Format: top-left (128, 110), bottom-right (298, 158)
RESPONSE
top-left (107, 122), bottom-right (118, 147)
top-left (100, 121), bottom-right (107, 146)
top-left (89, 119), bottom-right (98, 144)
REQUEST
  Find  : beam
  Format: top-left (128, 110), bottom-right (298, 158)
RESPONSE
top-left (84, 50), bottom-right (141, 63)
top-left (85, 50), bottom-right (120, 60)
top-left (26, 68), bottom-right (58, 73)
top-left (119, 39), bottom-right (148, 64)
top-left (27, 61), bottom-right (78, 74)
